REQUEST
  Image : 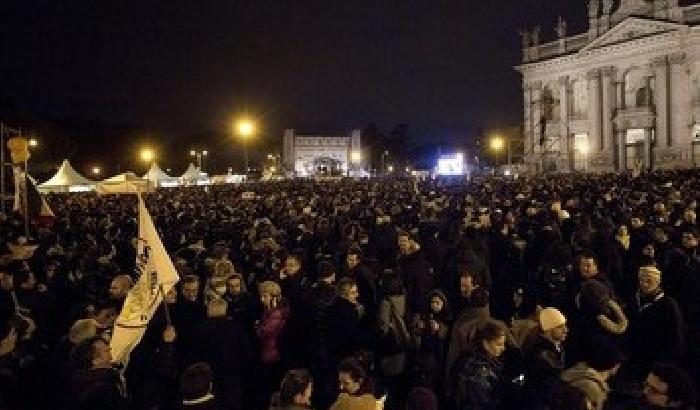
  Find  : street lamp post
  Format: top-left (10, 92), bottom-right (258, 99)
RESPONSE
top-left (0, 124), bottom-right (36, 220)
top-left (380, 150), bottom-right (389, 176)
top-left (24, 137), bottom-right (37, 237)
top-left (190, 149), bottom-right (208, 171)
top-left (0, 123), bottom-right (5, 215)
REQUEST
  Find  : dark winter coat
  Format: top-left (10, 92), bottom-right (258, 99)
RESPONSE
top-left (522, 333), bottom-right (566, 406)
top-left (328, 297), bottom-right (363, 360)
top-left (450, 349), bottom-right (504, 410)
top-left (192, 317), bottom-right (253, 409)
top-left (626, 291), bottom-right (686, 368)
top-left (71, 367), bottom-right (129, 410)
top-left (397, 250), bottom-right (433, 314)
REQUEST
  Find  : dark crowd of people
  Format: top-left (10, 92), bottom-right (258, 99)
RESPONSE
top-left (1, 171), bottom-right (699, 410)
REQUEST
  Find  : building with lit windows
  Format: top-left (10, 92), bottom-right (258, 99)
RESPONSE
top-left (516, 0), bottom-right (700, 172)
top-left (282, 128), bottom-right (367, 177)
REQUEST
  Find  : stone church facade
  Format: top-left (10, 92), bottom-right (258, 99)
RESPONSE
top-left (516, 0), bottom-right (700, 173)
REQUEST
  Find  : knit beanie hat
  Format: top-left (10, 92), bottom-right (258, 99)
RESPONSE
top-left (539, 307), bottom-right (567, 331)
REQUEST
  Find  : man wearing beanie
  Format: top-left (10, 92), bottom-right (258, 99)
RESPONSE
top-left (626, 265), bottom-right (686, 375)
top-left (561, 336), bottom-right (623, 410)
top-left (523, 307), bottom-right (568, 409)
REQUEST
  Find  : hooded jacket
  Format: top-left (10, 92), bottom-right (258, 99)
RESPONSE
top-left (561, 362), bottom-right (610, 410)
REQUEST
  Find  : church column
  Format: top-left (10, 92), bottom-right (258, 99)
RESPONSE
top-left (587, 68), bottom-right (603, 154)
top-left (283, 129), bottom-right (295, 172)
top-left (559, 76), bottom-right (571, 171)
top-left (644, 128), bottom-right (653, 170)
top-left (652, 56), bottom-right (670, 148)
top-left (523, 84), bottom-right (533, 164)
top-left (615, 77), bottom-right (625, 170)
top-left (669, 52), bottom-right (691, 157)
top-left (531, 82), bottom-right (543, 170)
top-left (602, 67), bottom-right (616, 154)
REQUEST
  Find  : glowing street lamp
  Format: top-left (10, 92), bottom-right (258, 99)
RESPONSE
top-left (140, 148), bottom-right (155, 163)
top-left (235, 119), bottom-right (255, 173)
top-left (92, 166), bottom-right (101, 176)
top-left (351, 150), bottom-right (362, 163)
top-left (237, 120), bottom-right (254, 137)
top-left (28, 138), bottom-right (38, 148)
top-left (489, 135), bottom-right (511, 167)
top-left (387, 165), bottom-right (394, 173)
top-left (490, 136), bottom-right (505, 151)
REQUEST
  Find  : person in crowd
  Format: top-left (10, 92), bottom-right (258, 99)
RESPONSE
top-left (641, 362), bottom-right (697, 410)
top-left (306, 261), bottom-right (339, 409)
top-left (453, 265), bottom-right (490, 315)
top-left (269, 368), bottom-right (314, 410)
top-left (176, 274), bottom-right (206, 361)
top-left (328, 277), bottom-right (365, 362)
top-left (569, 251), bottom-right (616, 314)
top-left (561, 336), bottom-right (624, 410)
top-left (413, 289), bottom-right (452, 372)
top-left (445, 286), bottom-right (491, 389)
top-left (179, 362), bottom-right (224, 410)
top-left (449, 319), bottom-right (508, 410)
top-left (344, 246), bottom-right (378, 322)
top-left (192, 298), bottom-right (252, 410)
top-left (523, 307), bottom-right (568, 409)
top-left (567, 280), bottom-right (628, 365)
top-left (224, 273), bottom-right (255, 329)
top-left (107, 274), bottom-right (133, 307)
top-left (256, 281), bottom-right (289, 364)
top-left (330, 357), bottom-right (376, 410)
top-left (70, 336), bottom-right (128, 410)
top-left (626, 265), bottom-right (686, 374)
top-left (397, 231), bottom-right (433, 314)
top-left (255, 280), bottom-right (290, 410)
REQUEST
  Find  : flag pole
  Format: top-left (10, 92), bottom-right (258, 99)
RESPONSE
top-left (0, 123), bottom-right (4, 215)
top-left (158, 284), bottom-right (172, 327)
top-left (23, 130), bottom-right (29, 238)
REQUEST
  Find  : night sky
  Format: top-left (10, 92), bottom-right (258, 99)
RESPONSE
top-left (0, 0), bottom-right (590, 170)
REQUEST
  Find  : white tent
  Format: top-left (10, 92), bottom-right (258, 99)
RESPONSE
top-left (39, 159), bottom-right (95, 193)
top-left (97, 172), bottom-right (153, 194)
top-left (143, 163), bottom-right (178, 187)
top-left (180, 163), bottom-right (208, 185)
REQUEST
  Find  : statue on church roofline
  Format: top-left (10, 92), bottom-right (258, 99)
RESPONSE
top-left (556, 16), bottom-right (567, 39)
top-left (603, 0), bottom-right (614, 15)
top-left (532, 25), bottom-right (541, 46)
top-left (589, 0), bottom-right (600, 18)
top-left (519, 27), bottom-right (532, 49)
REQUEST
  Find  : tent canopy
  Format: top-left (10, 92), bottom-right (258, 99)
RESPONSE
top-left (180, 163), bottom-right (203, 181)
top-left (97, 172), bottom-right (153, 194)
top-left (143, 162), bottom-right (174, 182)
top-left (39, 159), bottom-right (94, 192)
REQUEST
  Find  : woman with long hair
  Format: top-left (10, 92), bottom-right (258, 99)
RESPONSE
top-left (254, 281), bottom-right (290, 410)
top-left (330, 357), bottom-right (376, 410)
top-left (449, 319), bottom-right (508, 410)
top-left (269, 369), bottom-right (314, 410)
